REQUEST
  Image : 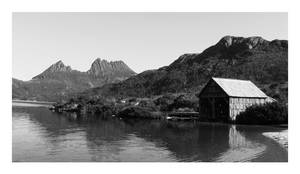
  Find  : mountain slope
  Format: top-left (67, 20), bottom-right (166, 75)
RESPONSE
top-left (12, 59), bottom-right (136, 102)
top-left (81, 36), bottom-right (288, 102)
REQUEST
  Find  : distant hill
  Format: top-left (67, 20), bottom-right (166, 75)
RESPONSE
top-left (80, 36), bottom-right (288, 103)
top-left (12, 58), bottom-right (136, 102)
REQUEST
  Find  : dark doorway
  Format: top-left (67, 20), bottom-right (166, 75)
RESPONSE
top-left (199, 98), bottom-right (229, 122)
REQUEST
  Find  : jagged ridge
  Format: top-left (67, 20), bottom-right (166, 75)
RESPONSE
top-left (13, 58), bottom-right (136, 102)
top-left (87, 58), bottom-right (136, 77)
top-left (81, 36), bottom-right (288, 103)
top-left (33, 58), bottom-right (135, 80)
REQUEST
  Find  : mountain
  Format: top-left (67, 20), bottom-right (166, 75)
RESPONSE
top-left (12, 58), bottom-right (136, 102)
top-left (32, 60), bottom-right (72, 79)
top-left (88, 58), bottom-right (135, 76)
top-left (80, 36), bottom-right (288, 103)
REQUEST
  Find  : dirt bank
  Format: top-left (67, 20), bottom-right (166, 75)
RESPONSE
top-left (263, 130), bottom-right (288, 150)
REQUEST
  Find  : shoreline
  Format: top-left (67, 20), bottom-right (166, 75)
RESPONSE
top-left (12, 100), bottom-right (54, 108)
top-left (12, 99), bottom-right (56, 105)
top-left (263, 130), bottom-right (288, 150)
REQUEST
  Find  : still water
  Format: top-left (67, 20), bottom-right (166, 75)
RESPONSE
top-left (12, 103), bottom-right (288, 162)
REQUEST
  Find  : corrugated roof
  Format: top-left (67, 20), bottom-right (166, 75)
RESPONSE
top-left (211, 77), bottom-right (268, 98)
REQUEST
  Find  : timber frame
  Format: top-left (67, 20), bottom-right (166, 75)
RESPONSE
top-left (198, 77), bottom-right (269, 121)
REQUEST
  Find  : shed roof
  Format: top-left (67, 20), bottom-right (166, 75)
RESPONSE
top-left (205, 77), bottom-right (268, 98)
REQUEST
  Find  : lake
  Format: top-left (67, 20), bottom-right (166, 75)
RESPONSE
top-left (12, 102), bottom-right (288, 162)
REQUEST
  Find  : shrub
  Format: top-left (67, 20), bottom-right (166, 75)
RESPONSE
top-left (153, 94), bottom-right (175, 111)
top-left (138, 100), bottom-right (158, 110)
top-left (235, 102), bottom-right (288, 125)
top-left (117, 106), bottom-right (163, 119)
top-left (167, 95), bottom-right (198, 112)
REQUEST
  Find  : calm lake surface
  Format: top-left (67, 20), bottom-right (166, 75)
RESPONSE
top-left (12, 102), bottom-right (288, 162)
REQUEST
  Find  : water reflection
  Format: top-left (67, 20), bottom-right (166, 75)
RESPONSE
top-left (12, 106), bottom-right (288, 162)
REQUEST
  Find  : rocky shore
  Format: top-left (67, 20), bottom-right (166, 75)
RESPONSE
top-left (263, 130), bottom-right (288, 149)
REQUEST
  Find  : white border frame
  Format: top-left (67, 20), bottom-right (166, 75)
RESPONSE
top-left (1, 0), bottom-right (299, 173)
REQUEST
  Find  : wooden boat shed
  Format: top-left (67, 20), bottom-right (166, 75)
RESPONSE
top-left (198, 77), bottom-right (274, 121)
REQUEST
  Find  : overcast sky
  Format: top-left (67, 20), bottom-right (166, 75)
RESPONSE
top-left (13, 12), bottom-right (287, 81)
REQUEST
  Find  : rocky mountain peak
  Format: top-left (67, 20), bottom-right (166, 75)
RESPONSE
top-left (217, 36), bottom-right (268, 49)
top-left (87, 58), bottom-right (135, 76)
top-left (168, 35), bottom-right (287, 70)
top-left (32, 60), bottom-right (72, 79)
top-left (32, 57), bottom-right (136, 81)
top-left (56, 60), bottom-right (65, 65)
top-left (47, 60), bottom-right (72, 73)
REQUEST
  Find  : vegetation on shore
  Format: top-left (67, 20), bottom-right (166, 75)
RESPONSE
top-left (53, 92), bottom-right (288, 125)
top-left (235, 102), bottom-right (288, 125)
top-left (52, 93), bottom-right (199, 119)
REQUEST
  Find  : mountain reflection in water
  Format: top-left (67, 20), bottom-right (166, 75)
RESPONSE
top-left (12, 105), bottom-right (288, 162)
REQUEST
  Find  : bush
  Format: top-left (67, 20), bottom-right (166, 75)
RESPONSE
top-left (153, 94), bottom-right (176, 111)
top-left (138, 100), bottom-right (158, 110)
top-left (235, 102), bottom-right (288, 125)
top-left (117, 106), bottom-right (163, 119)
top-left (167, 95), bottom-right (198, 112)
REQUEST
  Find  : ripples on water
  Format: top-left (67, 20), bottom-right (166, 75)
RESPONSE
top-left (12, 103), bottom-right (288, 162)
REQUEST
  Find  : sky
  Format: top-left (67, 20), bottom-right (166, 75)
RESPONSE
top-left (12, 12), bottom-right (288, 81)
